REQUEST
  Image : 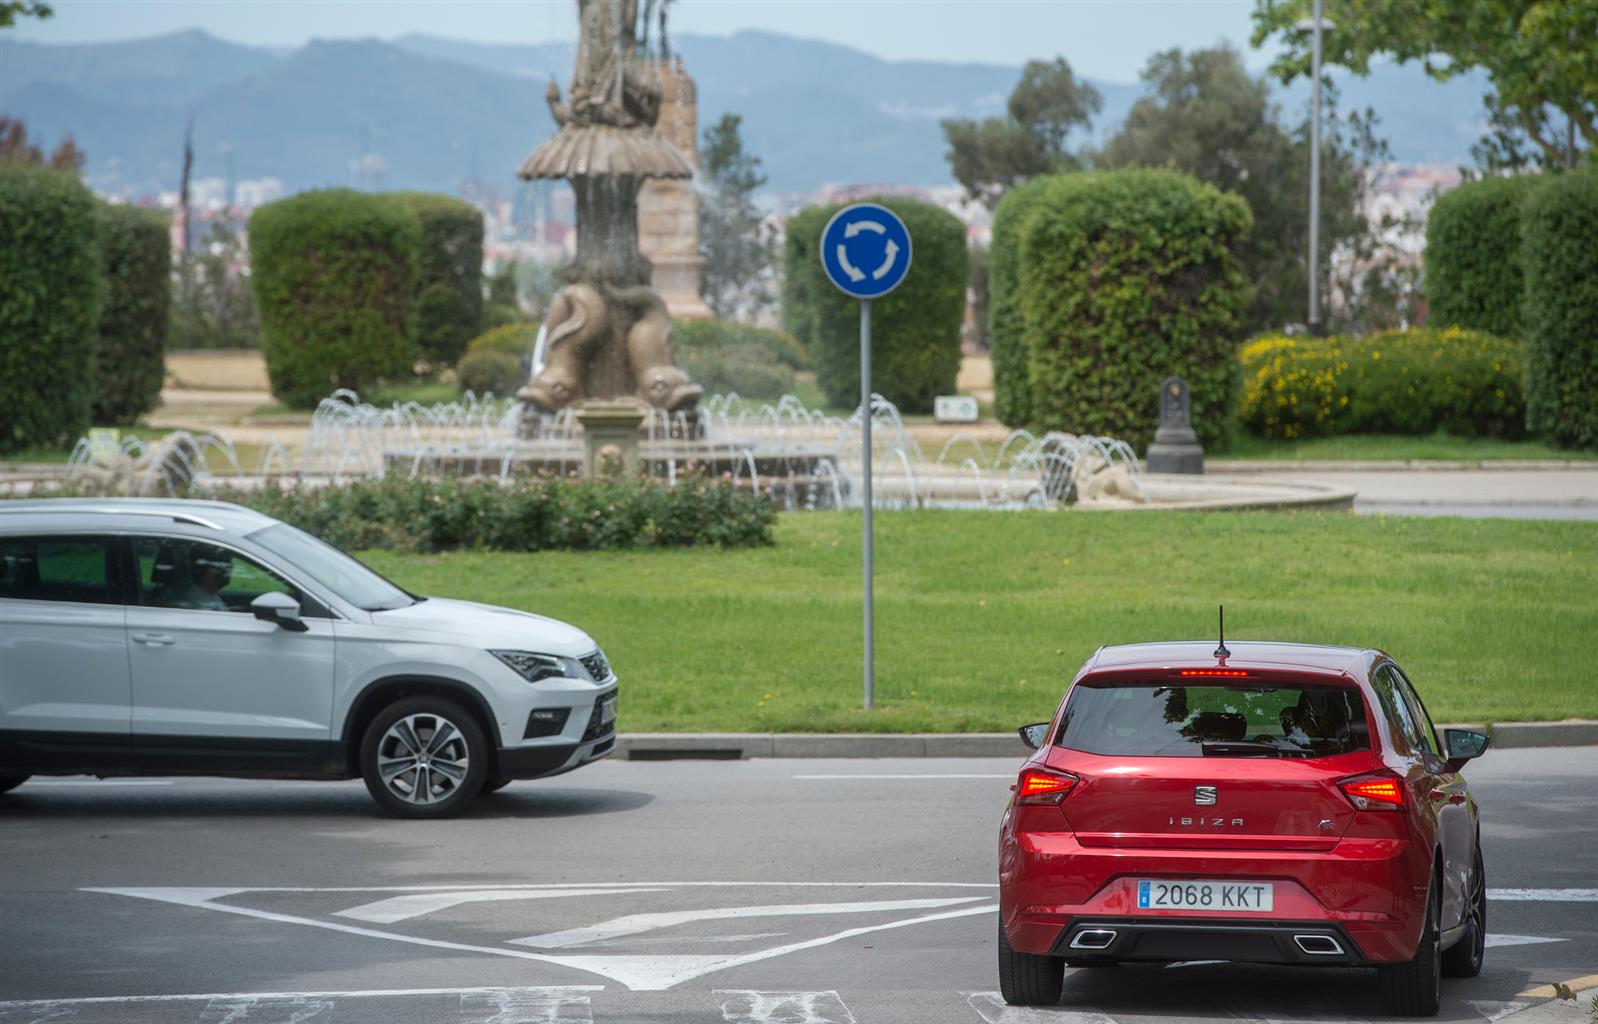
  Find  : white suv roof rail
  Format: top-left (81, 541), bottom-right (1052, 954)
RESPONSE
top-left (0, 504), bottom-right (223, 530)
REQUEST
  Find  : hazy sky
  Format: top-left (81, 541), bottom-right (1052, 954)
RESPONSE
top-left (11, 1), bottom-right (1270, 82)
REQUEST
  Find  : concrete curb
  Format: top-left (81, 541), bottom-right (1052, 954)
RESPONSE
top-left (613, 721), bottom-right (1598, 760)
top-left (1207, 459), bottom-right (1598, 473)
top-left (615, 732), bottom-right (1030, 760)
top-left (1490, 720), bottom-right (1598, 748)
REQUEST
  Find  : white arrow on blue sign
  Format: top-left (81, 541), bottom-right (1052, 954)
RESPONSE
top-left (820, 203), bottom-right (913, 299)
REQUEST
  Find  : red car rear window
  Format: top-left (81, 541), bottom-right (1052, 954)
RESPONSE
top-left (1055, 682), bottom-right (1371, 758)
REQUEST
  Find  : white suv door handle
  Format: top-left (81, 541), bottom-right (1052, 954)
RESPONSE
top-left (132, 632), bottom-right (175, 646)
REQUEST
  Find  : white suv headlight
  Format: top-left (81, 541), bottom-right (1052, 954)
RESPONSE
top-left (492, 650), bottom-right (586, 683)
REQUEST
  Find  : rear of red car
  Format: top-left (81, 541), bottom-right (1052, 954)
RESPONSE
top-left (1000, 645), bottom-right (1434, 973)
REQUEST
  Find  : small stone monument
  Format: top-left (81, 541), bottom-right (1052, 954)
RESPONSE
top-left (1145, 376), bottom-right (1204, 474)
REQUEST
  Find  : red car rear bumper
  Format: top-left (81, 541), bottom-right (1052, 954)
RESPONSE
top-left (999, 828), bottom-right (1429, 964)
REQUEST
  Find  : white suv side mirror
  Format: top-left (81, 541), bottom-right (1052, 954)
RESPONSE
top-left (251, 591), bottom-right (307, 632)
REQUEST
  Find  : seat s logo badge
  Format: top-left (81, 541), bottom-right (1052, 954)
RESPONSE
top-left (1194, 785), bottom-right (1218, 806)
top-left (1169, 817), bottom-right (1245, 826)
top-left (1318, 819), bottom-right (1336, 831)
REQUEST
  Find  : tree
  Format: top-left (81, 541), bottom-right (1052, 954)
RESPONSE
top-left (698, 113), bottom-right (773, 319)
top-left (169, 220), bottom-right (261, 350)
top-left (48, 136), bottom-right (84, 174)
top-left (0, 118), bottom-right (84, 173)
top-left (0, 118), bottom-right (42, 166)
top-left (1251, 0), bottom-right (1595, 172)
top-left (0, 2), bottom-right (52, 28)
top-left (942, 57), bottom-right (1101, 208)
top-left (1099, 45), bottom-right (1413, 334)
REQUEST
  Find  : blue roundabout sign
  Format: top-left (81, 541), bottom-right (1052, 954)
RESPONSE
top-left (820, 203), bottom-right (913, 299)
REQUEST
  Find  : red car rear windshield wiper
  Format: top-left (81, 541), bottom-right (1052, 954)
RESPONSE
top-left (1200, 741), bottom-right (1311, 758)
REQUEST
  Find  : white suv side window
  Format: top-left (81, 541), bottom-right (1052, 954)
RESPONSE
top-left (134, 537), bottom-right (303, 614)
top-left (0, 535), bottom-right (118, 605)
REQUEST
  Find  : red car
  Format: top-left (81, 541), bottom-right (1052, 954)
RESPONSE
top-left (999, 641), bottom-right (1490, 1016)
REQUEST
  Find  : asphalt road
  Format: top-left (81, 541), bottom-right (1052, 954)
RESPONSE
top-left (1, 748), bottom-right (1593, 1024)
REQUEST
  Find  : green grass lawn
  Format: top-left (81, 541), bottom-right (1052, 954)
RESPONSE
top-left (357, 510), bottom-right (1598, 732)
top-left (1220, 432), bottom-right (1596, 462)
top-left (247, 380), bottom-right (466, 420)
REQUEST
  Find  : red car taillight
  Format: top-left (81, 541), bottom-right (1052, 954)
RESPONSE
top-left (1015, 767), bottom-right (1079, 805)
top-left (1339, 772), bottom-right (1405, 811)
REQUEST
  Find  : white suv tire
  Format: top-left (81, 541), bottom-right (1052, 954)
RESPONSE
top-left (359, 696), bottom-right (489, 819)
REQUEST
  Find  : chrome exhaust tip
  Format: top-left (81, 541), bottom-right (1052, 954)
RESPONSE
top-left (1293, 934), bottom-right (1345, 956)
top-left (1069, 929), bottom-right (1118, 950)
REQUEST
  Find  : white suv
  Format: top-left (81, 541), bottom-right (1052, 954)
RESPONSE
top-left (0, 498), bottom-right (618, 817)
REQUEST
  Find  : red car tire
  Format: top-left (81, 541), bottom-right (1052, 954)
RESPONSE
top-left (1378, 872), bottom-right (1442, 1016)
top-left (997, 917), bottom-right (1064, 1006)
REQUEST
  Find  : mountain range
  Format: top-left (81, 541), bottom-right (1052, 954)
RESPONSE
top-left (0, 28), bottom-right (1491, 198)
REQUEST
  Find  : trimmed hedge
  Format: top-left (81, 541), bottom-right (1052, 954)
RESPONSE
top-left (209, 476), bottom-right (775, 552)
top-left (670, 317), bottom-right (810, 370)
top-left (457, 349), bottom-right (524, 396)
top-left (1238, 328), bottom-right (1525, 440)
top-left (987, 177), bottom-right (1052, 427)
top-left (1016, 169), bottom-right (1253, 450)
top-left (467, 322), bottom-right (539, 359)
top-left (1522, 171), bottom-right (1598, 449)
top-left (670, 317), bottom-right (805, 399)
top-left (92, 203), bottom-right (170, 425)
top-left (678, 346), bottom-right (795, 400)
top-left (1425, 175), bottom-right (1541, 338)
top-left (250, 189), bottom-right (419, 408)
top-left (0, 165), bottom-right (103, 453)
top-left (390, 192), bottom-right (483, 367)
top-left (783, 197), bottom-right (966, 413)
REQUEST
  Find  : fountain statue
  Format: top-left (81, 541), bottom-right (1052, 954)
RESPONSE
top-left (515, 0), bottom-right (702, 421)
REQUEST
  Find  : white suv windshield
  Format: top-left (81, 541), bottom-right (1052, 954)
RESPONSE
top-left (248, 524), bottom-right (415, 611)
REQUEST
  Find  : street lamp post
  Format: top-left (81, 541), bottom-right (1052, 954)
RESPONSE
top-left (1303, 0), bottom-right (1329, 337)
top-left (1305, 0), bottom-right (1326, 336)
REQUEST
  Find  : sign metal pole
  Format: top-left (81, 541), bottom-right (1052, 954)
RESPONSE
top-left (860, 298), bottom-right (874, 710)
top-left (818, 202), bottom-right (908, 713)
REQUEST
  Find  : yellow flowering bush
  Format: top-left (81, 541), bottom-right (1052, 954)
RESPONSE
top-left (1239, 327), bottom-right (1524, 440)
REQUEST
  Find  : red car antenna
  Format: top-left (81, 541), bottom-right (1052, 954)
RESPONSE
top-left (1214, 604), bottom-right (1231, 660)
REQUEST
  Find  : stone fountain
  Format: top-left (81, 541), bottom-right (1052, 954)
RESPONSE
top-left (515, 0), bottom-right (702, 427)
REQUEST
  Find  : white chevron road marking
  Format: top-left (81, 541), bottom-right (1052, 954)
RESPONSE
top-left (966, 992), bottom-right (1117, 1024)
top-left (458, 988), bottom-right (594, 1024)
top-left (335, 888), bottom-right (666, 924)
top-left (718, 990), bottom-right (856, 1024)
top-left (82, 886), bottom-right (997, 992)
top-left (196, 996), bottom-right (334, 1024)
top-left (507, 897), bottom-right (987, 949)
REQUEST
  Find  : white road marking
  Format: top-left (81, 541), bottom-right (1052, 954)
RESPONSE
top-left (104, 881), bottom-right (998, 893)
top-left (508, 897), bottom-right (988, 948)
top-left (1469, 1001), bottom-right (1532, 1023)
top-left (966, 992), bottom-right (1117, 1024)
top-left (1489, 888), bottom-right (1598, 902)
top-left (0, 987), bottom-right (604, 1010)
top-left (717, 990), bottom-right (857, 1024)
top-left (791, 774), bottom-right (1012, 780)
top-left (22, 779), bottom-right (174, 786)
top-left (459, 988), bottom-right (594, 1024)
top-left (83, 886), bottom-right (997, 992)
top-left (527, 904), bottom-right (1000, 990)
top-left (1485, 934), bottom-right (1569, 948)
top-left (335, 888), bottom-right (667, 924)
top-left (576, 932), bottom-right (789, 948)
top-left (197, 995), bottom-right (333, 1024)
